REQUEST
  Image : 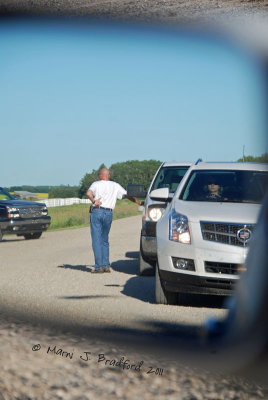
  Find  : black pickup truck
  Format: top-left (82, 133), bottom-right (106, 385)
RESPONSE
top-left (0, 187), bottom-right (51, 241)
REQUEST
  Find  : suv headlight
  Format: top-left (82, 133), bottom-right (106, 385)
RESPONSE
top-left (169, 209), bottom-right (191, 244)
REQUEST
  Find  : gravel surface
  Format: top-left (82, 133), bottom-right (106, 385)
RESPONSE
top-left (0, 216), bottom-right (227, 337)
top-left (1, 317), bottom-right (267, 400)
top-left (0, 0), bottom-right (267, 23)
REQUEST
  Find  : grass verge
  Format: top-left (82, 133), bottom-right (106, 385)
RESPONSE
top-left (47, 199), bottom-right (142, 231)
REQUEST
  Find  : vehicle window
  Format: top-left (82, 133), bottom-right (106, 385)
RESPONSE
top-left (150, 166), bottom-right (189, 194)
top-left (0, 188), bottom-right (14, 201)
top-left (179, 169), bottom-right (268, 203)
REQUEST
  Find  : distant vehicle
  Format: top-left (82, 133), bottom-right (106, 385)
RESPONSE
top-left (153, 161), bottom-right (268, 304)
top-left (0, 187), bottom-right (51, 241)
top-left (138, 161), bottom-right (192, 275)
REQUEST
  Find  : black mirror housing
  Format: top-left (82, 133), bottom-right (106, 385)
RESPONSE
top-left (127, 184), bottom-right (147, 198)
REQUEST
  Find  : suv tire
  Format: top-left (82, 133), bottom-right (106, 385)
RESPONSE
top-left (139, 240), bottom-right (155, 276)
top-left (0, 229), bottom-right (2, 242)
top-left (155, 261), bottom-right (178, 305)
top-left (24, 232), bottom-right (42, 240)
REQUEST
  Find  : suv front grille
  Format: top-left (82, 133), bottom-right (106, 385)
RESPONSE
top-left (205, 261), bottom-right (241, 275)
top-left (200, 221), bottom-right (255, 247)
top-left (18, 207), bottom-right (44, 219)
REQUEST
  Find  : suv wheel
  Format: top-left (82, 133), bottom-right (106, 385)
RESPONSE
top-left (139, 240), bottom-right (155, 276)
top-left (24, 232), bottom-right (42, 240)
top-left (155, 261), bottom-right (178, 305)
top-left (0, 230), bottom-right (3, 242)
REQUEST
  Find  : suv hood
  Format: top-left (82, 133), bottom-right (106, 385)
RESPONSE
top-left (174, 200), bottom-right (261, 224)
top-left (0, 200), bottom-right (45, 207)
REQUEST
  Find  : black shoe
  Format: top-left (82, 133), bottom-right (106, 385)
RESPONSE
top-left (91, 267), bottom-right (105, 273)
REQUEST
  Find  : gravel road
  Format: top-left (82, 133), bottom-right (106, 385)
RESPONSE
top-left (0, 216), bottom-right (267, 399)
top-left (0, 216), bottom-right (226, 336)
top-left (0, 0), bottom-right (267, 23)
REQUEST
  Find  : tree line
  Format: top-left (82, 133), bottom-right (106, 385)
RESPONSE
top-left (237, 152), bottom-right (268, 163)
top-left (5, 184), bottom-right (79, 199)
top-left (7, 185), bottom-right (55, 193)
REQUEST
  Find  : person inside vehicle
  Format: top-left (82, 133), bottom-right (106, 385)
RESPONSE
top-left (204, 177), bottom-right (226, 201)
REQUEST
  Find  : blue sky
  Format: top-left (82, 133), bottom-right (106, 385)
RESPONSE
top-left (0, 20), bottom-right (266, 187)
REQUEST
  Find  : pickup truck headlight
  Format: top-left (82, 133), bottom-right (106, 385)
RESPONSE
top-left (169, 209), bottom-right (191, 244)
top-left (7, 207), bottom-right (20, 218)
top-left (41, 207), bottom-right (48, 216)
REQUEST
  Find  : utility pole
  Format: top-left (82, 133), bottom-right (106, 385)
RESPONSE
top-left (243, 145), bottom-right (245, 162)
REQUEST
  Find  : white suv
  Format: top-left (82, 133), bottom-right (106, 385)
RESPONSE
top-left (139, 161), bottom-right (192, 275)
top-left (151, 161), bottom-right (268, 304)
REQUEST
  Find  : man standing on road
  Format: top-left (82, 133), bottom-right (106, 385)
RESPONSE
top-left (86, 167), bottom-right (143, 273)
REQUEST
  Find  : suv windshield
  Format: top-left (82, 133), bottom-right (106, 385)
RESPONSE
top-left (180, 169), bottom-right (268, 204)
top-left (0, 187), bottom-right (15, 201)
top-left (150, 166), bottom-right (190, 194)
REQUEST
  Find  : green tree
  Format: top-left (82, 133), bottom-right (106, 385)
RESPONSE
top-left (78, 160), bottom-right (162, 198)
top-left (237, 152), bottom-right (268, 163)
top-left (110, 160), bottom-right (162, 190)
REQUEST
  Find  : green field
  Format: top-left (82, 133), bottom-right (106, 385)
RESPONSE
top-left (47, 199), bottom-right (142, 231)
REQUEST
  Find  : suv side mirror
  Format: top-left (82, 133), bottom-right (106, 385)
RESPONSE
top-left (127, 184), bottom-right (147, 198)
top-left (150, 188), bottom-right (171, 202)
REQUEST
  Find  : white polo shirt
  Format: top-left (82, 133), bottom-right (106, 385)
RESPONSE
top-left (89, 180), bottom-right (127, 210)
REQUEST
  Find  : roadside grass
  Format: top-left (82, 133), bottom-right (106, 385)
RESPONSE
top-left (47, 199), bottom-right (142, 231)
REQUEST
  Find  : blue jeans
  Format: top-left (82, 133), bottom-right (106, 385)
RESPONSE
top-left (90, 208), bottom-right (113, 270)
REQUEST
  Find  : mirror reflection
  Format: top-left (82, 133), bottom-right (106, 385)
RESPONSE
top-left (0, 20), bottom-right (267, 396)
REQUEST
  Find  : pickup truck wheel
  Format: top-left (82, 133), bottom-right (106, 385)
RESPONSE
top-left (0, 230), bottom-right (3, 242)
top-left (24, 232), bottom-right (42, 240)
top-left (139, 240), bottom-right (155, 276)
top-left (155, 261), bottom-right (178, 305)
